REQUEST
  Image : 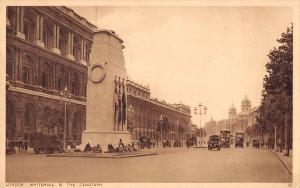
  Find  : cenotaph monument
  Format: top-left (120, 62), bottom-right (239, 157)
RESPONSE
top-left (82, 29), bottom-right (131, 148)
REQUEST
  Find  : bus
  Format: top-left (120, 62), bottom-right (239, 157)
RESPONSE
top-left (235, 131), bottom-right (244, 148)
top-left (220, 129), bottom-right (231, 148)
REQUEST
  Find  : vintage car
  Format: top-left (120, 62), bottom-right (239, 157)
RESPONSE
top-left (208, 135), bottom-right (221, 150)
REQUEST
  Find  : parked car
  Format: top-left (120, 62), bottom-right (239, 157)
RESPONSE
top-left (208, 135), bottom-right (221, 150)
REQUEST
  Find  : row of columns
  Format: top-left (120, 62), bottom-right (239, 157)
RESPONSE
top-left (12, 7), bottom-right (90, 65)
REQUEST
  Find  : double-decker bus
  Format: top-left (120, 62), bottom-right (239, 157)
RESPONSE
top-left (235, 131), bottom-right (244, 148)
top-left (220, 129), bottom-right (231, 148)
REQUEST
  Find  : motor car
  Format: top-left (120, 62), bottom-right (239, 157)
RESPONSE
top-left (208, 135), bottom-right (221, 150)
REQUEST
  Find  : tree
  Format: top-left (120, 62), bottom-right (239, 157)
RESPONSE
top-left (258, 24), bottom-right (293, 154)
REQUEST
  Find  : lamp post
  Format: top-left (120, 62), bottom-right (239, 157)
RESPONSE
top-left (60, 86), bottom-right (71, 150)
top-left (194, 103), bottom-right (207, 146)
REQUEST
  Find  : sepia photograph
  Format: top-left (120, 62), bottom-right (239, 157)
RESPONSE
top-left (2, 0), bottom-right (300, 187)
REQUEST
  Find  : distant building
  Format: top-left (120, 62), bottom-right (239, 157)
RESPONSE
top-left (126, 79), bottom-right (191, 145)
top-left (204, 118), bottom-right (217, 136)
top-left (187, 124), bottom-right (198, 138)
top-left (230, 95), bottom-right (258, 135)
top-left (204, 95), bottom-right (258, 138)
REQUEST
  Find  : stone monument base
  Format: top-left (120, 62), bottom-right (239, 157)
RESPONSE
top-left (81, 131), bottom-right (132, 151)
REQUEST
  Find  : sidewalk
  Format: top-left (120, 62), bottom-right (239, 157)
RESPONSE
top-left (140, 145), bottom-right (200, 154)
top-left (270, 149), bottom-right (292, 175)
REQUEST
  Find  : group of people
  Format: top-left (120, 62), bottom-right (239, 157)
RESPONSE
top-left (107, 139), bottom-right (138, 153)
top-left (83, 139), bottom-right (139, 153)
top-left (84, 143), bottom-right (103, 153)
top-left (6, 139), bottom-right (29, 154)
top-left (251, 138), bottom-right (284, 151)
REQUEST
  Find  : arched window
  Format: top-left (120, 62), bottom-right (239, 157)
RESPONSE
top-left (6, 99), bottom-right (16, 139)
top-left (6, 48), bottom-right (15, 80)
top-left (24, 103), bottom-right (36, 135)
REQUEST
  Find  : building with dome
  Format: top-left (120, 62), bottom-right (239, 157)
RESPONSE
top-left (204, 95), bottom-right (258, 138)
top-left (229, 95), bottom-right (258, 137)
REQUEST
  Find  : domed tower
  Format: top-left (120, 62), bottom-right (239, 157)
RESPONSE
top-left (228, 103), bottom-right (237, 119)
top-left (241, 95), bottom-right (251, 113)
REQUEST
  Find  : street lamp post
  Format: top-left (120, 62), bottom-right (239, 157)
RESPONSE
top-left (60, 86), bottom-right (71, 150)
top-left (194, 103), bottom-right (207, 146)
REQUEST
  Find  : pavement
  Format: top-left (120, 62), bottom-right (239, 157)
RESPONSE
top-left (46, 151), bottom-right (158, 158)
top-left (6, 147), bottom-right (291, 182)
top-left (270, 149), bottom-right (293, 175)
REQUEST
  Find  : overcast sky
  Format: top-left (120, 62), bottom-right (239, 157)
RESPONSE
top-left (71, 6), bottom-right (292, 127)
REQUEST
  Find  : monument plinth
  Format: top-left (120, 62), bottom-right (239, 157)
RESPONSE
top-left (82, 30), bottom-right (131, 148)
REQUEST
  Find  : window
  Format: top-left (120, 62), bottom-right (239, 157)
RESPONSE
top-left (41, 62), bottom-right (50, 89)
top-left (43, 20), bottom-right (52, 49)
top-left (73, 36), bottom-right (80, 61)
top-left (56, 66), bottom-right (66, 91)
top-left (42, 72), bottom-right (47, 88)
top-left (6, 48), bottom-right (14, 80)
top-left (59, 29), bottom-right (68, 55)
top-left (24, 103), bottom-right (36, 133)
top-left (23, 55), bottom-right (34, 85)
top-left (72, 73), bottom-right (80, 96)
top-left (23, 8), bottom-right (35, 42)
top-left (23, 67), bottom-right (30, 84)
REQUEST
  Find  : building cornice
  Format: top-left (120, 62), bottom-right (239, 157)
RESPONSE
top-left (8, 85), bottom-right (86, 106)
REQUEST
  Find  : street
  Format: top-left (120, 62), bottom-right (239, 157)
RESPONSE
top-left (6, 147), bottom-right (291, 183)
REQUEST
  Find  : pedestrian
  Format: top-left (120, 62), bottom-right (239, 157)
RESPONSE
top-left (21, 139), bottom-right (25, 152)
top-left (24, 140), bottom-right (28, 153)
top-left (17, 139), bottom-right (22, 153)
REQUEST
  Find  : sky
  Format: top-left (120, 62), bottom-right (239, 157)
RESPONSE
top-left (71, 6), bottom-right (292, 127)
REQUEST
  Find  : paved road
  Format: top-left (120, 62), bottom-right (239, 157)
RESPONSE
top-left (6, 147), bottom-right (291, 182)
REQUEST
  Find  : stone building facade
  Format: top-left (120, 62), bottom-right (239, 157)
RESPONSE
top-left (6, 6), bottom-right (96, 144)
top-left (204, 96), bottom-right (258, 138)
top-left (126, 79), bottom-right (191, 145)
top-left (229, 96), bottom-right (258, 135)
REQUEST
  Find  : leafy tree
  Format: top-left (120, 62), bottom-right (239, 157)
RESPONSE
top-left (258, 24), bottom-right (293, 154)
